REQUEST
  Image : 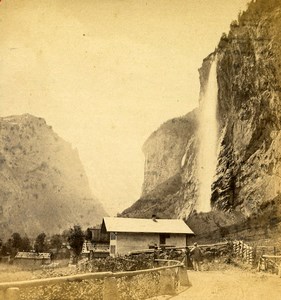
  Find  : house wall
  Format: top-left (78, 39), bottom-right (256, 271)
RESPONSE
top-left (91, 228), bottom-right (109, 243)
top-left (14, 258), bottom-right (51, 268)
top-left (115, 232), bottom-right (159, 255)
top-left (112, 232), bottom-right (188, 256)
top-left (166, 234), bottom-right (187, 247)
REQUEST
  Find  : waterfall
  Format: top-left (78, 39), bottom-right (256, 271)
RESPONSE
top-left (197, 57), bottom-right (219, 212)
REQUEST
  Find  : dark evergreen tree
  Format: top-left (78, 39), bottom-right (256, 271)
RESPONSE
top-left (67, 225), bottom-right (84, 257)
top-left (50, 234), bottom-right (63, 251)
top-left (2, 239), bottom-right (13, 256)
top-left (21, 236), bottom-right (32, 251)
top-left (85, 228), bottom-right (92, 241)
top-left (34, 232), bottom-right (47, 253)
top-left (11, 232), bottom-right (22, 251)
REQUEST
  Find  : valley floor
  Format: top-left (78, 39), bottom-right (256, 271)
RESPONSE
top-left (170, 269), bottom-right (281, 300)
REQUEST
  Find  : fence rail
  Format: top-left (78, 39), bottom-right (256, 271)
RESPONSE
top-left (262, 255), bottom-right (281, 259)
top-left (0, 260), bottom-right (189, 300)
top-left (195, 242), bottom-right (229, 248)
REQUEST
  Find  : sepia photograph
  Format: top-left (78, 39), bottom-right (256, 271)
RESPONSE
top-left (0, 0), bottom-right (281, 299)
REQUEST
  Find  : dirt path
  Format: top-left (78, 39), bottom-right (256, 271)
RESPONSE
top-left (171, 269), bottom-right (281, 300)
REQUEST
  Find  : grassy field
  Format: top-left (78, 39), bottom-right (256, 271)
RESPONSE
top-left (0, 260), bottom-right (72, 282)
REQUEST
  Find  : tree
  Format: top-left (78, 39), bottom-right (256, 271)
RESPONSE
top-left (0, 245), bottom-right (9, 256)
top-left (1, 239), bottom-right (13, 256)
top-left (67, 225), bottom-right (84, 258)
top-left (34, 233), bottom-right (47, 253)
top-left (11, 233), bottom-right (22, 251)
top-left (21, 236), bottom-right (32, 251)
top-left (85, 228), bottom-right (92, 241)
top-left (50, 234), bottom-right (63, 251)
top-left (10, 233), bottom-right (32, 252)
top-left (62, 229), bottom-right (71, 241)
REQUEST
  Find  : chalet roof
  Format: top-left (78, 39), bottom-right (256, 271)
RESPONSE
top-left (102, 217), bottom-right (194, 234)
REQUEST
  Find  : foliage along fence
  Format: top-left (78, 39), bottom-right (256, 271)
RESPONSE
top-left (0, 260), bottom-right (191, 300)
top-left (195, 241), bottom-right (231, 259)
top-left (77, 253), bottom-right (155, 273)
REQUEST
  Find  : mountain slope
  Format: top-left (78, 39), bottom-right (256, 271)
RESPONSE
top-left (0, 114), bottom-right (106, 237)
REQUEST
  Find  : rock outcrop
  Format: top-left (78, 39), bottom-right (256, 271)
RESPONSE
top-left (0, 114), bottom-right (106, 238)
top-left (122, 109), bottom-right (199, 219)
top-left (122, 0), bottom-right (281, 236)
top-left (214, 0), bottom-right (281, 217)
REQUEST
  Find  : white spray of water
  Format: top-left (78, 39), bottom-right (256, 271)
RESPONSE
top-left (197, 57), bottom-right (219, 212)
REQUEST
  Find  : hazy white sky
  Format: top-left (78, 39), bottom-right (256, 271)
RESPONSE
top-left (0, 0), bottom-right (248, 215)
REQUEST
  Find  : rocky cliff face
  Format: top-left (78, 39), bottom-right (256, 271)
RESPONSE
top-left (214, 0), bottom-right (281, 217)
top-left (122, 110), bottom-right (199, 219)
top-left (123, 0), bottom-right (281, 236)
top-left (142, 110), bottom-right (198, 196)
top-left (0, 114), bottom-right (106, 238)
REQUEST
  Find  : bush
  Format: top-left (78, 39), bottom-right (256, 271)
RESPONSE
top-left (80, 253), bottom-right (155, 273)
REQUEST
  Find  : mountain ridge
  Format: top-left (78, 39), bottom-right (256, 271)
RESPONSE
top-left (0, 113), bottom-right (106, 238)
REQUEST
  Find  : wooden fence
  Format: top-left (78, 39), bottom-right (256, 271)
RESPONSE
top-left (257, 254), bottom-right (281, 276)
top-left (0, 259), bottom-right (191, 300)
top-left (233, 240), bottom-right (281, 276)
top-left (255, 245), bottom-right (281, 259)
top-left (232, 240), bottom-right (254, 265)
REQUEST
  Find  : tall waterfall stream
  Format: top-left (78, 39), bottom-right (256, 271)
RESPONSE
top-left (197, 58), bottom-right (219, 212)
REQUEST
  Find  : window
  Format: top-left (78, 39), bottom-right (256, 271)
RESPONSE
top-left (159, 233), bottom-right (170, 245)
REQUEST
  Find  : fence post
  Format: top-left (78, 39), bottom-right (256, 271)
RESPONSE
top-left (239, 241), bottom-right (243, 259)
top-left (178, 267), bottom-right (191, 287)
top-left (249, 247), bottom-right (253, 265)
top-left (242, 242), bottom-right (244, 260)
top-left (5, 288), bottom-right (20, 300)
top-left (159, 269), bottom-right (176, 295)
top-left (245, 244), bottom-right (248, 261)
top-left (263, 257), bottom-right (266, 271)
top-left (103, 277), bottom-right (119, 300)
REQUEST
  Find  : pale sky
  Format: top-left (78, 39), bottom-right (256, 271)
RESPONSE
top-left (0, 0), bottom-right (248, 215)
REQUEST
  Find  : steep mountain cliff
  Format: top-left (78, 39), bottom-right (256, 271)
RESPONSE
top-left (0, 114), bottom-right (106, 238)
top-left (122, 109), bottom-right (199, 219)
top-left (122, 0), bottom-right (281, 237)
